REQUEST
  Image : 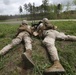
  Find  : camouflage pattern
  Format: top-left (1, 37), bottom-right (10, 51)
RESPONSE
top-left (35, 18), bottom-right (76, 61)
top-left (0, 20), bottom-right (32, 56)
top-left (33, 18), bottom-right (76, 73)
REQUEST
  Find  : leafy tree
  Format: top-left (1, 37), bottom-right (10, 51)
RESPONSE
top-left (24, 3), bottom-right (28, 14)
top-left (42, 0), bottom-right (49, 13)
top-left (35, 6), bottom-right (39, 13)
top-left (65, 1), bottom-right (71, 18)
top-left (24, 3), bottom-right (32, 14)
top-left (28, 3), bottom-right (33, 14)
top-left (57, 4), bottom-right (62, 13)
top-left (57, 4), bottom-right (62, 18)
top-left (19, 6), bottom-right (23, 13)
top-left (19, 6), bottom-right (23, 20)
top-left (73, 0), bottom-right (76, 5)
top-left (66, 1), bottom-right (71, 11)
top-left (32, 2), bottom-right (35, 14)
top-left (32, 3), bottom-right (36, 23)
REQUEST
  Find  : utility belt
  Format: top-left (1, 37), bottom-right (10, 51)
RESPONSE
top-left (21, 31), bottom-right (30, 36)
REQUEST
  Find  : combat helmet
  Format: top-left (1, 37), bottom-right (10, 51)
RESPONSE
top-left (22, 20), bottom-right (28, 25)
top-left (43, 18), bottom-right (49, 24)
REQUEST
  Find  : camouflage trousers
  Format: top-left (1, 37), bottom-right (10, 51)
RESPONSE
top-left (0, 31), bottom-right (32, 55)
top-left (43, 29), bottom-right (76, 61)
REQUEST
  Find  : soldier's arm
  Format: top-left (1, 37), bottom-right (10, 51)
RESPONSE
top-left (33, 23), bottom-right (43, 36)
top-left (47, 25), bottom-right (57, 30)
top-left (44, 23), bottom-right (57, 30)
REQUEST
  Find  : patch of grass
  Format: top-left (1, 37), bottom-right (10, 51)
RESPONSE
top-left (0, 21), bottom-right (76, 75)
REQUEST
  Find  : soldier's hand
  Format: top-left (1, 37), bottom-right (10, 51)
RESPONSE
top-left (33, 32), bottom-right (39, 36)
top-left (54, 26), bottom-right (57, 30)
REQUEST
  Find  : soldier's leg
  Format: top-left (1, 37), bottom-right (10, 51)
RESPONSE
top-left (56, 32), bottom-right (76, 41)
top-left (43, 37), bottom-right (59, 62)
top-left (0, 32), bottom-right (25, 56)
top-left (21, 36), bottom-right (34, 68)
top-left (43, 37), bottom-right (65, 73)
top-left (0, 38), bottom-right (22, 56)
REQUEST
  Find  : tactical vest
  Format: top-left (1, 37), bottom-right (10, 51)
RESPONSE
top-left (18, 25), bottom-right (32, 35)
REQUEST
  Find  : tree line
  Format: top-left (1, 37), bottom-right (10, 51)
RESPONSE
top-left (19, 0), bottom-right (76, 20)
top-left (0, 0), bottom-right (76, 21)
top-left (19, 0), bottom-right (63, 20)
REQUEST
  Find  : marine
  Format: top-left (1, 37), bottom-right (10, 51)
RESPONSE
top-left (33, 18), bottom-right (76, 74)
top-left (0, 20), bottom-right (34, 68)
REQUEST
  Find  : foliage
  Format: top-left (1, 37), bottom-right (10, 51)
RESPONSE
top-left (23, 0), bottom-right (63, 19)
top-left (73, 0), bottom-right (76, 5)
top-left (19, 6), bottom-right (23, 13)
top-left (0, 15), bottom-right (8, 21)
top-left (0, 0), bottom-right (76, 21)
top-left (66, 2), bottom-right (71, 11)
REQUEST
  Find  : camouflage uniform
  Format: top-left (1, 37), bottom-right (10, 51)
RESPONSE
top-left (0, 20), bottom-right (32, 55)
top-left (43, 30), bottom-right (76, 61)
top-left (34, 18), bottom-right (76, 73)
top-left (0, 20), bottom-right (34, 68)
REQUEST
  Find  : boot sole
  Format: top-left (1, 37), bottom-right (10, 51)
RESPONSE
top-left (21, 53), bottom-right (34, 68)
top-left (43, 70), bottom-right (65, 75)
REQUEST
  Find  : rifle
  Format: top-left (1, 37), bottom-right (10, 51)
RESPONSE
top-left (31, 21), bottom-right (43, 31)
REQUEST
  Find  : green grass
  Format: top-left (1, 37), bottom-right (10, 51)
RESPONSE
top-left (0, 21), bottom-right (76, 75)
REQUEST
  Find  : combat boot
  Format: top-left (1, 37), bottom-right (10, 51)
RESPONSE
top-left (21, 50), bottom-right (34, 68)
top-left (44, 60), bottom-right (65, 74)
